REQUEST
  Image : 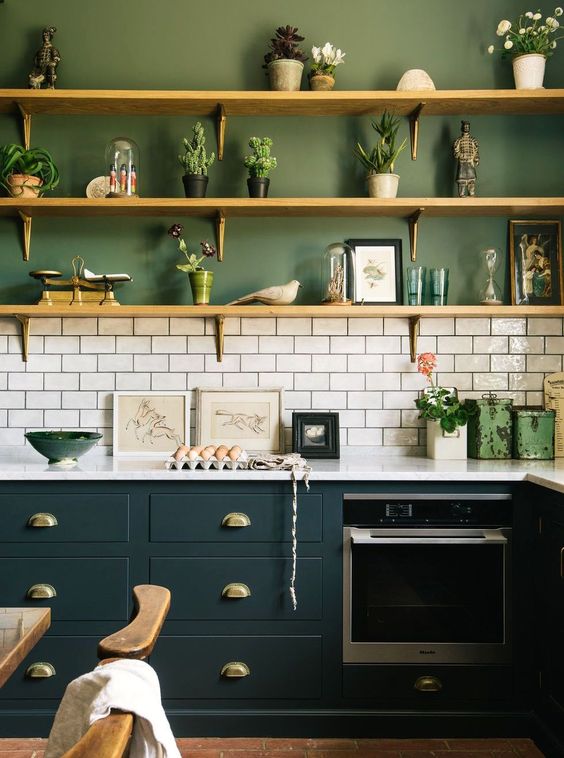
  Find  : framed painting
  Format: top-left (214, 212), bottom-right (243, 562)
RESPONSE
top-left (292, 412), bottom-right (340, 459)
top-left (112, 391), bottom-right (190, 457)
top-left (195, 387), bottom-right (284, 453)
top-left (346, 238), bottom-right (403, 304)
top-left (509, 220), bottom-right (563, 305)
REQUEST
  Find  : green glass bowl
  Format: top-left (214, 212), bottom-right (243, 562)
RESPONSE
top-left (25, 431), bottom-right (103, 465)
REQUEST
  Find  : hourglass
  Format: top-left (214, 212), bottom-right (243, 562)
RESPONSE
top-left (479, 247), bottom-right (503, 305)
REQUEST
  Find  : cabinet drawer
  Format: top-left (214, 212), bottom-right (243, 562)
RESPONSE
top-left (0, 558), bottom-right (129, 622)
top-left (342, 665), bottom-right (513, 702)
top-left (0, 636), bottom-right (96, 700)
top-left (151, 557), bottom-right (322, 620)
top-left (153, 636), bottom-right (322, 700)
top-left (0, 495), bottom-right (129, 542)
top-left (150, 493), bottom-right (322, 542)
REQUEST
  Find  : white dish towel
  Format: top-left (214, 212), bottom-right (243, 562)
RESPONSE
top-left (45, 658), bottom-right (180, 758)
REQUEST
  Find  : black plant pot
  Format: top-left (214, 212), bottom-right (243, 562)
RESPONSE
top-left (247, 177), bottom-right (270, 198)
top-left (182, 174), bottom-right (208, 198)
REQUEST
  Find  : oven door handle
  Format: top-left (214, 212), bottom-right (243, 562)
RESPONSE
top-left (350, 529), bottom-right (508, 545)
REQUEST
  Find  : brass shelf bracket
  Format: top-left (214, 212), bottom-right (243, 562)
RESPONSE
top-left (409, 315), bottom-right (420, 363)
top-left (408, 207), bottom-right (424, 262)
top-left (18, 210), bottom-right (32, 261)
top-left (16, 315), bottom-right (31, 362)
top-left (216, 210), bottom-right (225, 262)
top-left (17, 104), bottom-right (31, 150)
top-left (408, 102), bottom-right (426, 161)
top-left (215, 314), bottom-right (225, 362)
top-left (216, 103), bottom-right (226, 161)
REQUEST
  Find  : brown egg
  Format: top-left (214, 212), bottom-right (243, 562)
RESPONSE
top-left (215, 445), bottom-right (229, 460)
top-left (228, 445), bottom-right (242, 461)
top-left (204, 445), bottom-right (217, 456)
top-left (173, 444), bottom-right (189, 462)
top-left (200, 448), bottom-right (213, 461)
top-left (192, 445), bottom-right (204, 455)
top-left (187, 448), bottom-right (200, 461)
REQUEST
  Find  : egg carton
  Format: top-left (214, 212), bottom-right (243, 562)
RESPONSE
top-left (165, 450), bottom-right (249, 471)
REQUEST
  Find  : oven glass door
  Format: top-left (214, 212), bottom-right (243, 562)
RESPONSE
top-left (349, 529), bottom-right (507, 645)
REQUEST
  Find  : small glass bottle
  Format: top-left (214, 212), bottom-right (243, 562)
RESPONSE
top-left (479, 247), bottom-right (503, 305)
top-left (321, 242), bottom-right (353, 305)
top-left (105, 137), bottom-right (140, 198)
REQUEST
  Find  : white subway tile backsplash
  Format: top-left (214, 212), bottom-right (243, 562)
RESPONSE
top-left (509, 336), bottom-right (544, 354)
top-left (348, 354), bottom-right (383, 373)
top-left (473, 373), bottom-right (508, 390)
top-left (312, 391), bottom-right (347, 409)
top-left (241, 318), bottom-right (276, 336)
top-left (384, 428), bottom-right (419, 446)
top-left (284, 391), bottom-right (312, 409)
top-left (348, 318), bottom-right (383, 335)
top-left (9, 409), bottom-right (43, 426)
top-left (295, 373), bottom-right (329, 390)
top-left (295, 336), bottom-right (329, 354)
top-left (437, 372), bottom-right (473, 391)
top-left (26, 391), bottom-right (60, 409)
top-left (491, 354), bottom-right (526, 372)
top-left (366, 409), bottom-right (401, 427)
top-left (44, 336), bottom-right (80, 354)
top-left (26, 355), bottom-right (62, 373)
top-left (528, 318), bottom-right (562, 335)
top-left (330, 373), bottom-right (364, 391)
top-left (367, 373), bottom-right (401, 391)
top-left (170, 318), bottom-right (205, 335)
top-left (259, 336), bottom-right (294, 353)
top-left (366, 336), bottom-right (401, 354)
top-left (80, 373), bottom-right (116, 390)
top-left (491, 318), bottom-right (526, 336)
top-left (152, 336), bottom-right (187, 354)
top-left (187, 336), bottom-right (216, 354)
top-left (338, 410), bottom-right (366, 426)
top-left (224, 336), bottom-right (259, 354)
top-left (98, 319), bottom-right (133, 336)
top-left (204, 354), bottom-right (240, 372)
top-left (438, 336), bottom-right (473, 354)
top-left (420, 318), bottom-right (454, 335)
top-left (45, 409), bottom-right (80, 427)
top-left (527, 354), bottom-right (562, 373)
top-left (472, 336), bottom-right (508, 354)
top-left (348, 391), bottom-right (382, 409)
top-left (151, 373), bottom-right (187, 390)
top-left (116, 336), bottom-right (152, 354)
top-left (330, 336), bottom-right (365, 354)
top-left (545, 337), bottom-right (564, 354)
top-left (133, 354), bottom-right (167, 372)
top-left (45, 373), bottom-right (79, 391)
top-left (99, 354), bottom-right (134, 372)
top-left (455, 354), bottom-right (490, 372)
top-left (313, 318), bottom-right (347, 336)
top-left (8, 373), bottom-right (43, 391)
top-left (187, 373), bottom-right (223, 388)
top-left (279, 354), bottom-right (311, 372)
top-left (30, 318), bottom-right (61, 336)
top-left (455, 318), bottom-right (490, 335)
top-left (115, 373), bottom-right (151, 390)
top-left (509, 373), bottom-right (544, 391)
top-left (348, 427), bottom-right (382, 445)
top-left (134, 318), bottom-right (169, 335)
top-left (383, 391), bottom-right (418, 410)
top-left (259, 372), bottom-right (294, 390)
top-left (9, 336), bottom-right (42, 354)
top-left (222, 373), bottom-right (259, 388)
top-left (383, 318), bottom-right (409, 335)
top-left (63, 318), bottom-right (97, 335)
top-left (277, 318), bottom-right (311, 335)
top-left (62, 391), bottom-right (97, 409)
top-left (241, 354), bottom-right (276, 372)
top-left (81, 336), bottom-right (116, 354)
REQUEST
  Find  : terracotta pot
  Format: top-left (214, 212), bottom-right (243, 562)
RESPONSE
top-left (182, 174), bottom-right (208, 198)
top-left (426, 420), bottom-right (467, 460)
top-left (268, 59), bottom-right (304, 91)
top-left (309, 73), bottom-right (335, 91)
top-left (512, 53), bottom-right (546, 89)
top-left (7, 174), bottom-right (43, 198)
top-left (367, 172), bottom-right (400, 198)
top-left (189, 270), bottom-right (213, 305)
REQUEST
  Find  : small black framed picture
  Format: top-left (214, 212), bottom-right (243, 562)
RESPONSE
top-left (346, 238), bottom-right (403, 305)
top-left (292, 412), bottom-right (340, 459)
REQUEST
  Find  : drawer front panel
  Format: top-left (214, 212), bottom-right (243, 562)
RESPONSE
top-left (151, 557), bottom-right (322, 620)
top-left (0, 495), bottom-right (129, 542)
top-left (153, 636), bottom-right (322, 700)
top-left (342, 665), bottom-right (513, 702)
top-left (0, 558), bottom-right (129, 621)
top-left (0, 637), bottom-right (96, 700)
top-left (150, 494), bottom-right (322, 543)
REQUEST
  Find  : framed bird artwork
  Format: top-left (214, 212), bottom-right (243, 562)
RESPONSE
top-left (346, 239), bottom-right (403, 305)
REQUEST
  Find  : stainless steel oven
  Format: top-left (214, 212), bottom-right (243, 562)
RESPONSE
top-left (343, 494), bottom-right (512, 664)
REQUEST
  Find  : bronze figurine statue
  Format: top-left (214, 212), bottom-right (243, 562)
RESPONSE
top-left (453, 121), bottom-right (479, 198)
top-left (29, 26), bottom-right (60, 89)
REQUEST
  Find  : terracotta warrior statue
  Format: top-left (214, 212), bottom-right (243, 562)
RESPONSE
top-left (29, 26), bottom-right (60, 89)
top-left (453, 121), bottom-right (479, 198)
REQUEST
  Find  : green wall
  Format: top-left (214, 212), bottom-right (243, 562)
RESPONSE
top-left (0, 0), bottom-right (563, 305)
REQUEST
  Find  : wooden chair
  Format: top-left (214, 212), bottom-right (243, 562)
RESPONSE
top-left (59, 584), bottom-right (171, 758)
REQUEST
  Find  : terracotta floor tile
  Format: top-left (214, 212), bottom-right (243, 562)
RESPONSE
top-left (0, 752), bottom-right (40, 758)
top-left (508, 740), bottom-right (545, 757)
top-left (180, 752), bottom-right (220, 758)
top-left (268, 740), bottom-right (357, 751)
top-left (309, 752), bottom-right (400, 758)
top-left (0, 743), bottom-right (47, 751)
top-left (446, 739), bottom-right (514, 751)
top-left (221, 752), bottom-right (304, 758)
top-left (357, 742), bottom-right (448, 752)
top-left (177, 738), bottom-right (265, 750)
top-left (437, 752), bottom-right (509, 758)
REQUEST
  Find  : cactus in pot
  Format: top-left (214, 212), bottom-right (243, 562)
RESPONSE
top-left (178, 122), bottom-right (215, 198)
top-left (244, 137), bottom-right (277, 198)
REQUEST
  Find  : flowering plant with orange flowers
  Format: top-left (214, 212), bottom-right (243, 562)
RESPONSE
top-left (414, 352), bottom-right (470, 434)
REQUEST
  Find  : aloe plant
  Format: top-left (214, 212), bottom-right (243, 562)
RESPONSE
top-left (0, 143), bottom-right (59, 193)
top-left (353, 112), bottom-right (407, 174)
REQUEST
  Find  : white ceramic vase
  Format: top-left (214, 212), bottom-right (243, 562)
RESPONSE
top-left (512, 53), bottom-right (546, 89)
top-left (426, 420), bottom-right (467, 460)
top-left (268, 59), bottom-right (304, 91)
top-left (367, 172), bottom-right (399, 198)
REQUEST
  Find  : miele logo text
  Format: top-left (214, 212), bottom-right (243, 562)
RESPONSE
top-left (419, 650), bottom-right (436, 655)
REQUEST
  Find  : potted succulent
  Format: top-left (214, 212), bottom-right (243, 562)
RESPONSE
top-left (414, 352), bottom-right (469, 460)
top-left (178, 122), bottom-right (215, 198)
top-left (263, 25), bottom-right (308, 91)
top-left (488, 7), bottom-right (564, 88)
top-left (309, 43), bottom-right (346, 91)
top-left (0, 143), bottom-right (59, 198)
top-left (168, 223), bottom-right (216, 305)
top-left (244, 137), bottom-right (277, 198)
top-left (353, 111), bottom-right (407, 198)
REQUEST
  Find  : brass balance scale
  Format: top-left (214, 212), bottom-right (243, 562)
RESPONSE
top-left (29, 256), bottom-right (132, 306)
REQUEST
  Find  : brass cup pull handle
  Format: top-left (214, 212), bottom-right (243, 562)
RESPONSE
top-left (27, 512), bottom-right (58, 528)
top-left (26, 583), bottom-right (57, 600)
top-left (221, 512), bottom-right (251, 528)
top-left (414, 675), bottom-right (443, 693)
top-left (220, 661), bottom-right (250, 678)
top-left (222, 583), bottom-right (251, 599)
top-left (26, 662), bottom-right (56, 679)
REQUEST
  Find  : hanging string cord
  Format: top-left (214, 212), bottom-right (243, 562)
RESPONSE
top-left (247, 453), bottom-right (311, 611)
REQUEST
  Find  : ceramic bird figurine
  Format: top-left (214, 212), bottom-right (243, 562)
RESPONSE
top-left (226, 280), bottom-right (302, 306)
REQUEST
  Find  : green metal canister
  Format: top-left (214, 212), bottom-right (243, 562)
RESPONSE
top-left (512, 408), bottom-right (555, 460)
top-left (465, 393), bottom-right (513, 459)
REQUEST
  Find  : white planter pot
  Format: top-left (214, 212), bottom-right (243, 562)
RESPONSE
top-left (512, 53), bottom-right (546, 89)
top-left (268, 59), bottom-right (304, 91)
top-left (426, 420), bottom-right (467, 460)
top-left (367, 172), bottom-right (399, 198)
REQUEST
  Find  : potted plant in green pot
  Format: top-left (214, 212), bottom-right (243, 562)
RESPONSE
top-left (263, 25), bottom-right (308, 91)
top-left (354, 112), bottom-right (407, 198)
top-left (178, 122), bottom-right (215, 198)
top-left (244, 137), bottom-right (277, 198)
top-left (414, 352), bottom-right (469, 460)
top-left (309, 42), bottom-right (346, 91)
top-left (0, 143), bottom-right (59, 198)
top-left (488, 7), bottom-right (564, 89)
top-left (168, 223), bottom-right (216, 305)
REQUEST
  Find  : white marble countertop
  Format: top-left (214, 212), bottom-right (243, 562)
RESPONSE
top-left (1, 448), bottom-right (564, 495)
